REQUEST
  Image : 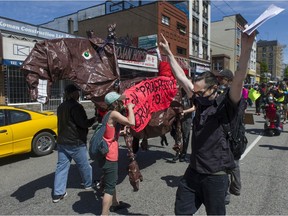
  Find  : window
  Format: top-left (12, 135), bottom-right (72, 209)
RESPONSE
top-left (162, 15), bottom-right (170, 26)
top-left (193, 41), bottom-right (199, 56)
top-left (203, 1), bottom-right (208, 18)
top-left (269, 59), bottom-right (273, 64)
top-left (8, 110), bottom-right (31, 125)
top-left (236, 44), bottom-right (241, 56)
top-left (177, 46), bottom-right (187, 56)
top-left (236, 28), bottom-right (241, 39)
top-left (193, 0), bottom-right (199, 13)
top-left (0, 110), bottom-right (5, 126)
top-left (177, 22), bottom-right (186, 35)
top-left (6, 66), bottom-right (30, 103)
top-left (269, 46), bottom-right (273, 51)
top-left (213, 61), bottom-right (223, 71)
top-left (202, 45), bottom-right (208, 59)
top-left (202, 24), bottom-right (208, 39)
top-left (192, 17), bottom-right (199, 35)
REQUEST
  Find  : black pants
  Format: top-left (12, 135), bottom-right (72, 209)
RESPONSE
top-left (228, 160), bottom-right (241, 195)
top-left (175, 166), bottom-right (228, 215)
top-left (180, 116), bottom-right (192, 156)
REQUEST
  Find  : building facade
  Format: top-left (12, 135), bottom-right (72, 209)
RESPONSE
top-left (42, 0), bottom-right (212, 76)
top-left (73, 1), bottom-right (191, 74)
top-left (257, 40), bottom-right (284, 81)
top-left (211, 14), bottom-right (257, 84)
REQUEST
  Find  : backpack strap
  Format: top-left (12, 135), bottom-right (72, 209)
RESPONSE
top-left (96, 111), bottom-right (112, 140)
top-left (99, 111), bottom-right (121, 142)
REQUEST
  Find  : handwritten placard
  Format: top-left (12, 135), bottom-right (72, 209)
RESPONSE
top-left (124, 76), bottom-right (177, 132)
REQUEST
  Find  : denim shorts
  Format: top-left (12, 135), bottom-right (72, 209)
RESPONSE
top-left (102, 160), bottom-right (118, 195)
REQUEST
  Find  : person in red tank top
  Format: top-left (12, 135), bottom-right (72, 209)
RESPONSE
top-left (100, 91), bottom-right (135, 216)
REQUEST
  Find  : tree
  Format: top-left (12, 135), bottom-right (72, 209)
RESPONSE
top-left (260, 61), bottom-right (269, 82)
top-left (284, 66), bottom-right (288, 79)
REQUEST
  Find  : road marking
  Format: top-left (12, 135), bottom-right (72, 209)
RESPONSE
top-left (240, 135), bottom-right (262, 160)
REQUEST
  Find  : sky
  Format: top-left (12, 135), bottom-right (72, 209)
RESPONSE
top-left (0, 0), bottom-right (287, 63)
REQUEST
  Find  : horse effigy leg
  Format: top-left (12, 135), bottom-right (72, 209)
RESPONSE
top-left (160, 134), bottom-right (169, 146)
top-left (132, 137), bottom-right (140, 153)
top-left (123, 128), bottom-right (143, 191)
top-left (172, 115), bottom-right (183, 154)
top-left (140, 138), bottom-right (148, 151)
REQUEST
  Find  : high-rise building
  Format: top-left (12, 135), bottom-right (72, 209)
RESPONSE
top-left (257, 40), bottom-right (285, 80)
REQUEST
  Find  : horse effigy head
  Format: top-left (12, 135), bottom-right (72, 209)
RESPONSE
top-left (21, 24), bottom-right (120, 103)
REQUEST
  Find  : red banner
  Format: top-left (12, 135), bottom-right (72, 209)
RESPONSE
top-left (124, 76), bottom-right (177, 132)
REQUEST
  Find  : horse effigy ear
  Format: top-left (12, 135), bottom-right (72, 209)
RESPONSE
top-left (86, 30), bottom-right (95, 39)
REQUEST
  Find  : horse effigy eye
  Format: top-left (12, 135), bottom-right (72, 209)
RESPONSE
top-left (82, 51), bottom-right (92, 60)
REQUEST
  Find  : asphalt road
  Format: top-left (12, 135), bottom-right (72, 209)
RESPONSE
top-left (1, 106), bottom-right (288, 215)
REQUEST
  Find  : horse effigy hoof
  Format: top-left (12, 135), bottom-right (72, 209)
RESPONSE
top-left (128, 160), bottom-right (142, 191)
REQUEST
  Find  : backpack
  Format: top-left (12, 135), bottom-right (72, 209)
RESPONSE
top-left (89, 111), bottom-right (111, 160)
top-left (223, 98), bottom-right (248, 160)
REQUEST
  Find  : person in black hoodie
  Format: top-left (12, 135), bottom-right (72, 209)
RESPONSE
top-left (52, 84), bottom-right (96, 203)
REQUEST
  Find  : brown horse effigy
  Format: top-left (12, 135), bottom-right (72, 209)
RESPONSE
top-left (21, 24), bottom-right (184, 191)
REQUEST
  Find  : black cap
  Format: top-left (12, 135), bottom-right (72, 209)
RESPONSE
top-left (65, 84), bottom-right (80, 94)
top-left (218, 69), bottom-right (234, 81)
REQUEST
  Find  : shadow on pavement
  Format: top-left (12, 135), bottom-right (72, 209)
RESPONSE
top-left (245, 128), bottom-right (263, 135)
top-left (161, 175), bottom-right (182, 188)
top-left (0, 152), bottom-right (41, 166)
top-left (9, 142), bottom-right (175, 215)
top-left (10, 163), bottom-right (88, 202)
top-left (259, 144), bottom-right (288, 151)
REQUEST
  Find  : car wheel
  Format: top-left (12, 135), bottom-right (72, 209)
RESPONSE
top-left (32, 132), bottom-right (56, 156)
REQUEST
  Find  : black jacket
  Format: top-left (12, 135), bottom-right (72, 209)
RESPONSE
top-left (57, 99), bottom-right (95, 145)
top-left (190, 90), bottom-right (237, 174)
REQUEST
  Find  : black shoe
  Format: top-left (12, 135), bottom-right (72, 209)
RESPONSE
top-left (52, 192), bottom-right (67, 203)
top-left (172, 155), bottom-right (179, 162)
top-left (179, 157), bottom-right (187, 162)
top-left (179, 154), bottom-right (186, 162)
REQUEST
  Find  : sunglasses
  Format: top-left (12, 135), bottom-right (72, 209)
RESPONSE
top-left (193, 85), bottom-right (214, 97)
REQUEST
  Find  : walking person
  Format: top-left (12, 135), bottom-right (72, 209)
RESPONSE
top-left (100, 91), bottom-right (135, 215)
top-left (160, 30), bottom-right (255, 215)
top-left (253, 83), bottom-right (264, 115)
top-left (172, 88), bottom-right (195, 162)
top-left (216, 69), bottom-right (245, 204)
top-left (52, 84), bottom-right (96, 203)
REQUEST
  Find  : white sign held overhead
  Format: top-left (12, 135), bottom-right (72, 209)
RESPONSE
top-left (243, 4), bottom-right (285, 35)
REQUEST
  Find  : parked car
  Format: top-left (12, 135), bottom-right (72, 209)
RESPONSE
top-left (0, 106), bottom-right (57, 158)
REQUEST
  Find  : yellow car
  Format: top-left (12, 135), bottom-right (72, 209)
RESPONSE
top-left (0, 106), bottom-right (57, 158)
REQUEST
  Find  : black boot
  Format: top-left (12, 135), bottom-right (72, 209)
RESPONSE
top-left (171, 152), bottom-right (180, 163)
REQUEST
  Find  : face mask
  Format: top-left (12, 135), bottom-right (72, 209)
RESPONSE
top-left (193, 89), bottom-right (217, 107)
top-left (268, 96), bottom-right (274, 103)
